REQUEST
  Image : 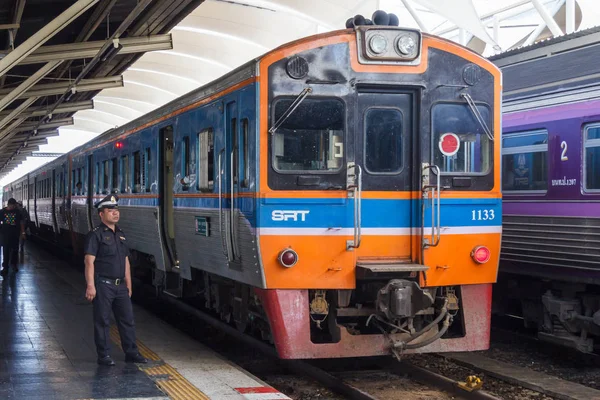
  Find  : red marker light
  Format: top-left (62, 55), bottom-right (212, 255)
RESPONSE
top-left (471, 246), bottom-right (491, 264)
top-left (439, 133), bottom-right (460, 157)
top-left (278, 248), bottom-right (298, 268)
top-left (115, 142), bottom-right (123, 149)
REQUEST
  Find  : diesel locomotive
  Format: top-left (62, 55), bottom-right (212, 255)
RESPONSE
top-left (5, 13), bottom-right (502, 358)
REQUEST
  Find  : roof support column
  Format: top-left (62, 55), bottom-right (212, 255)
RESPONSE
top-left (566, 0), bottom-right (575, 34)
top-left (0, 0), bottom-right (99, 77)
top-left (401, 0), bottom-right (429, 32)
top-left (531, 0), bottom-right (564, 37)
top-left (524, 0), bottom-right (565, 47)
top-left (0, 60), bottom-right (61, 113)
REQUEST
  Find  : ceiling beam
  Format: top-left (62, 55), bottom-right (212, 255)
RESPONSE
top-left (0, 61), bottom-right (62, 113)
top-left (16, 118), bottom-right (74, 132)
top-left (52, 0), bottom-right (119, 80)
top-left (9, 34), bottom-right (173, 66)
top-left (0, 76), bottom-right (123, 99)
top-left (0, 0), bottom-right (99, 77)
top-left (30, 153), bottom-right (64, 157)
top-left (0, 96), bottom-right (37, 131)
top-left (0, 100), bottom-right (93, 119)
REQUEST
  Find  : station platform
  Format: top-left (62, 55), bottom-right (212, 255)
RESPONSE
top-left (0, 244), bottom-right (290, 400)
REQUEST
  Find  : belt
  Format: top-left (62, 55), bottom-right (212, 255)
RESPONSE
top-left (97, 276), bottom-right (124, 285)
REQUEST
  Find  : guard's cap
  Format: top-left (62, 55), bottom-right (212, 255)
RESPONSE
top-left (94, 194), bottom-right (119, 210)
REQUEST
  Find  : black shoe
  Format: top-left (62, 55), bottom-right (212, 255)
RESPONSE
top-left (13, 266), bottom-right (18, 273)
top-left (97, 355), bottom-right (115, 366)
top-left (125, 353), bottom-right (147, 363)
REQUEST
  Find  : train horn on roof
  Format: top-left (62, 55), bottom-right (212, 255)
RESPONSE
top-left (345, 10), bottom-right (400, 28)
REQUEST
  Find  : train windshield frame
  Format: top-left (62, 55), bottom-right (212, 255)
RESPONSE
top-left (271, 97), bottom-right (345, 174)
top-left (431, 102), bottom-right (493, 176)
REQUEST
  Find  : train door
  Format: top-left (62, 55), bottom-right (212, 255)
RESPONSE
top-left (217, 100), bottom-right (241, 266)
top-left (33, 176), bottom-right (39, 228)
top-left (86, 155), bottom-right (94, 230)
top-left (353, 89), bottom-right (418, 265)
top-left (159, 125), bottom-right (178, 268)
top-left (51, 169), bottom-right (58, 234)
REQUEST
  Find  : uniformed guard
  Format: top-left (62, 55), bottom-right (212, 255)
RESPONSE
top-left (84, 194), bottom-right (147, 366)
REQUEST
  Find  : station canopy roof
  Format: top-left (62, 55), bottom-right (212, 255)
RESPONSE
top-left (0, 0), bottom-right (598, 185)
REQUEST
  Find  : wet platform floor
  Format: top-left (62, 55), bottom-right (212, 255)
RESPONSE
top-left (0, 250), bottom-right (167, 400)
top-left (0, 243), bottom-right (288, 400)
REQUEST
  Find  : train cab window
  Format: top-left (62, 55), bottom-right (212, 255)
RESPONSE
top-left (271, 98), bottom-right (344, 172)
top-left (111, 158), bottom-right (118, 193)
top-left (365, 108), bottom-right (403, 173)
top-left (502, 130), bottom-right (548, 192)
top-left (133, 151), bottom-right (141, 193)
top-left (198, 128), bottom-right (214, 192)
top-left (121, 155), bottom-right (129, 193)
top-left (432, 103), bottom-right (492, 174)
top-left (584, 124), bottom-right (600, 191)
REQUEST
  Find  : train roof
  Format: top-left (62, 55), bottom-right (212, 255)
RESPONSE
top-left (489, 25), bottom-right (600, 108)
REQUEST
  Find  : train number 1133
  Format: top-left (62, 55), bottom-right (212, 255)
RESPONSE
top-left (472, 209), bottom-right (495, 221)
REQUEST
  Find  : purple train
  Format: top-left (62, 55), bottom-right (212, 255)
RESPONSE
top-left (492, 29), bottom-right (600, 353)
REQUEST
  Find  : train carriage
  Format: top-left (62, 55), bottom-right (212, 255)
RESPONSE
top-left (4, 15), bottom-right (502, 359)
top-left (492, 30), bottom-right (600, 353)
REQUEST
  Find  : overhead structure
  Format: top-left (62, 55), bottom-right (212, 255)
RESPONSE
top-left (1, 0), bottom-right (598, 184)
top-left (0, 0), bottom-right (202, 180)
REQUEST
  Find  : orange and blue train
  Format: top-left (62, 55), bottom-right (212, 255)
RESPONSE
top-left (4, 15), bottom-right (502, 359)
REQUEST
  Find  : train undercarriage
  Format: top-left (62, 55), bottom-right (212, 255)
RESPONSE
top-left (132, 250), bottom-right (479, 359)
top-left (494, 272), bottom-right (600, 353)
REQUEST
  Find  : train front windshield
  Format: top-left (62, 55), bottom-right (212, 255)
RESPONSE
top-left (272, 98), bottom-right (344, 172)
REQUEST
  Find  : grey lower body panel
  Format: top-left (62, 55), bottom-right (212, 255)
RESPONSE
top-left (118, 205), bottom-right (166, 271)
top-left (501, 214), bottom-right (600, 274)
top-left (71, 203), bottom-right (90, 235)
top-left (173, 208), bottom-right (264, 288)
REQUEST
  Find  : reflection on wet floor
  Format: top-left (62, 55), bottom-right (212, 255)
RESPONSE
top-left (0, 249), bottom-right (166, 400)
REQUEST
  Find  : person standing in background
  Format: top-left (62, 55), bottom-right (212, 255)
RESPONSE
top-left (0, 198), bottom-right (25, 277)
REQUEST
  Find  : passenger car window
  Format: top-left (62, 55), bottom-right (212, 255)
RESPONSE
top-left (502, 130), bottom-right (548, 192)
top-left (584, 125), bottom-right (600, 190)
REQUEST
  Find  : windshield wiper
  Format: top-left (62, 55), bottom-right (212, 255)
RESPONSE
top-left (460, 92), bottom-right (494, 141)
top-left (269, 87), bottom-right (312, 135)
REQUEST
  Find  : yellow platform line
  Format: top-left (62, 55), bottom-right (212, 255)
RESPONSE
top-left (109, 325), bottom-right (210, 400)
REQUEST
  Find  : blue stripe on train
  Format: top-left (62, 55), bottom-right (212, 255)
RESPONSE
top-left (172, 196), bottom-right (501, 229)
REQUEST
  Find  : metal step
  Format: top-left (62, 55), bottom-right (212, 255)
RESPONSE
top-left (356, 261), bottom-right (429, 277)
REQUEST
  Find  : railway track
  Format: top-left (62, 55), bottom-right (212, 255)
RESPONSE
top-left (132, 279), bottom-right (502, 400)
top-left (28, 236), bottom-right (555, 400)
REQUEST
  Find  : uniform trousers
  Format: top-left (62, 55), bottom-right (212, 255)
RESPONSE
top-left (92, 279), bottom-right (139, 357)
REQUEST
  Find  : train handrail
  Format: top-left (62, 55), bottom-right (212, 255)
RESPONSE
top-left (218, 150), bottom-right (229, 259)
top-left (346, 163), bottom-right (362, 250)
top-left (422, 165), bottom-right (441, 248)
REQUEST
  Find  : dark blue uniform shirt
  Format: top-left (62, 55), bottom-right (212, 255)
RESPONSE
top-left (84, 223), bottom-right (130, 279)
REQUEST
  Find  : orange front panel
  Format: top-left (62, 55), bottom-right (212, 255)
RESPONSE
top-left (260, 235), bottom-right (355, 289)
top-left (422, 232), bottom-right (501, 287)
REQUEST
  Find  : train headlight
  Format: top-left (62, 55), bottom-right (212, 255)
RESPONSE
top-left (357, 27), bottom-right (421, 65)
top-left (471, 246), bottom-right (491, 264)
top-left (369, 34), bottom-right (388, 54)
top-left (278, 248), bottom-right (298, 268)
top-left (396, 35), bottom-right (416, 55)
